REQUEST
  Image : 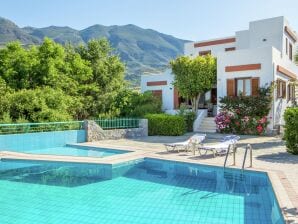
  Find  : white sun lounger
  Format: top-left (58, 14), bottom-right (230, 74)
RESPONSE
top-left (198, 135), bottom-right (240, 157)
top-left (165, 134), bottom-right (206, 153)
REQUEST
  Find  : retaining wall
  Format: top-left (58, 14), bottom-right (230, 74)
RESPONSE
top-left (84, 119), bottom-right (148, 141)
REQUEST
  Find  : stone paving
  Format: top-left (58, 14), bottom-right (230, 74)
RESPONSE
top-left (1, 133), bottom-right (298, 223)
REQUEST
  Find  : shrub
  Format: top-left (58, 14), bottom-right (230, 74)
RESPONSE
top-left (215, 111), bottom-right (268, 135)
top-left (113, 90), bottom-right (162, 118)
top-left (216, 86), bottom-right (272, 135)
top-left (145, 114), bottom-right (186, 136)
top-left (284, 107), bottom-right (298, 154)
top-left (177, 104), bottom-right (196, 132)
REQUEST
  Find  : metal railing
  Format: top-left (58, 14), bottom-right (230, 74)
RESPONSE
top-left (0, 118), bottom-right (142, 135)
top-left (242, 144), bottom-right (253, 170)
top-left (95, 118), bottom-right (140, 130)
top-left (224, 144), bottom-right (253, 170)
top-left (0, 121), bottom-right (84, 135)
top-left (223, 144), bottom-right (237, 168)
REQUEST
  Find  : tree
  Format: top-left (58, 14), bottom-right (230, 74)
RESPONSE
top-left (111, 90), bottom-right (162, 117)
top-left (76, 39), bottom-right (126, 117)
top-left (170, 55), bottom-right (216, 112)
top-left (0, 42), bottom-right (37, 89)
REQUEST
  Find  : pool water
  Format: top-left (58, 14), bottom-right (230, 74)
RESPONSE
top-left (0, 158), bottom-right (284, 224)
top-left (24, 145), bottom-right (130, 158)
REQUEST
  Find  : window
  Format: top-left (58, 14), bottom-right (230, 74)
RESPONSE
top-left (226, 77), bottom-right (259, 97)
top-left (289, 43), bottom-right (293, 60)
top-left (151, 90), bottom-right (162, 99)
top-left (236, 78), bottom-right (251, 96)
top-left (199, 50), bottom-right (211, 56)
top-left (277, 79), bottom-right (286, 98)
top-left (225, 47), bottom-right (236, 52)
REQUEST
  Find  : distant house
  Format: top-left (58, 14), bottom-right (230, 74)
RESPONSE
top-left (141, 16), bottom-right (298, 132)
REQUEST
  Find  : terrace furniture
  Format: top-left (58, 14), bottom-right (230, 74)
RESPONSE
top-left (197, 135), bottom-right (240, 157)
top-left (165, 134), bottom-right (206, 153)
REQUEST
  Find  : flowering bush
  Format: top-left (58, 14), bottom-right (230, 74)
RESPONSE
top-left (215, 111), bottom-right (269, 135)
top-left (215, 86), bottom-right (272, 135)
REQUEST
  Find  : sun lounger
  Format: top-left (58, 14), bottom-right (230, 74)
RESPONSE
top-left (165, 134), bottom-right (206, 153)
top-left (197, 135), bottom-right (240, 157)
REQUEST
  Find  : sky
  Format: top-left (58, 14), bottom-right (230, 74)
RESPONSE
top-left (0, 0), bottom-right (298, 41)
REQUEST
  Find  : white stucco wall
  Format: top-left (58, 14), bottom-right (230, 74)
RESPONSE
top-left (140, 69), bottom-right (175, 110)
top-left (272, 48), bottom-right (298, 126)
top-left (235, 30), bottom-right (250, 50)
top-left (217, 46), bottom-right (274, 98)
top-left (217, 46), bottom-right (275, 130)
top-left (184, 37), bottom-right (236, 58)
top-left (248, 16), bottom-right (284, 52)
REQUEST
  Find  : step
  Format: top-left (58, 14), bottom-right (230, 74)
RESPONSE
top-left (197, 129), bottom-right (216, 133)
top-left (194, 116), bottom-right (217, 133)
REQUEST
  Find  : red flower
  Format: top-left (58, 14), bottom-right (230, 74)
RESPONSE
top-left (257, 125), bottom-right (263, 133)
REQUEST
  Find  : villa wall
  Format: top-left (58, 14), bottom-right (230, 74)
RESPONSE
top-left (0, 130), bottom-right (86, 152)
top-left (140, 69), bottom-right (175, 111)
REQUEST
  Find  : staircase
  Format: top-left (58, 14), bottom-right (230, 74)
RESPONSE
top-left (197, 117), bottom-right (217, 133)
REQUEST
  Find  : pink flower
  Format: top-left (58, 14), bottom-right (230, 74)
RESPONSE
top-left (259, 116), bottom-right (267, 124)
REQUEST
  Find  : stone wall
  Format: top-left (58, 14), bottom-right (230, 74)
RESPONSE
top-left (84, 119), bottom-right (148, 141)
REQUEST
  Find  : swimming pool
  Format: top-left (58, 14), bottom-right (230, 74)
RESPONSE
top-left (23, 145), bottom-right (130, 158)
top-left (0, 158), bottom-right (284, 224)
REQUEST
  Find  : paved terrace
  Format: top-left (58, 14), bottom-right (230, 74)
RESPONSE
top-left (1, 133), bottom-right (297, 223)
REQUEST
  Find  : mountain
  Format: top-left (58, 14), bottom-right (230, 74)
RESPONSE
top-left (0, 17), bottom-right (189, 85)
top-left (0, 17), bottom-right (40, 45)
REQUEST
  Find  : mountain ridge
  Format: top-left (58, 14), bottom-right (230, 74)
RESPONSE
top-left (0, 17), bottom-right (189, 85)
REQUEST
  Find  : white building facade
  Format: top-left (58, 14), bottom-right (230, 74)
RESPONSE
top-left (141, 17), bottom-right (298, 131)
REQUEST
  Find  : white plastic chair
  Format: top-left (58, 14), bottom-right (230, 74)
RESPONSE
top-left (198, 135), bottom-right (240, 157)
top-left (165, 134), bottom-right (206, 153)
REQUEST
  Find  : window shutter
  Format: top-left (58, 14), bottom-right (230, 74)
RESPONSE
top-left (276, 79), bottom-right (280, 98)
top-left (227, 79), bottom-right (235, 97)
top-left (282, 81), bottom-right (286, 98)
top-left (251, 77), bottom-right (260, 96)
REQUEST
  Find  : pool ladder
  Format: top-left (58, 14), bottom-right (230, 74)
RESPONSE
top-left (223, 144), bottom-right (253, 170)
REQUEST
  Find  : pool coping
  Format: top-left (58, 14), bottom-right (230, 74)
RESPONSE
top-left (0, 143), bottom-right (297, 223)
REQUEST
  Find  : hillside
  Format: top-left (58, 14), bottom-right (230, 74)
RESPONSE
top-left (0, 17), bottom-right (189, 85)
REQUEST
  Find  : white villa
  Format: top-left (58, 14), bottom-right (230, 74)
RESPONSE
top-left (141, 16), bottom-right (298, 133)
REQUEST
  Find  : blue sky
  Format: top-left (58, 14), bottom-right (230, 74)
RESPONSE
top-left (0, 0), bottom-right (298, 41)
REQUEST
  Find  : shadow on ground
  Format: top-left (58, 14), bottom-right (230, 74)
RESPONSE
top-left (237, 140), bottom-right (285, 150)
top-left (256, 152), bottom-right (298, 164)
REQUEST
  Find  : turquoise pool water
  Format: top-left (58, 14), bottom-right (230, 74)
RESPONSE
top-left (0, 158), bottom-right (284, 224)
top-left (0, 130), bottom-right (128, 157)
top-left (25, 145), bottom-right (130, 157)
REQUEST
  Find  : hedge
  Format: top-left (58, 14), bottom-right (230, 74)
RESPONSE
top-left (284, 107), bottom-right (298, 155)
top-left (145, 114), bottom-right (186, 136)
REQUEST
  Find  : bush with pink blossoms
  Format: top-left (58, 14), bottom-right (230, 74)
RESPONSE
top-left (215, 86), bottom-right (272, 135)
top-left (215, 111), bottom-right (269, 135)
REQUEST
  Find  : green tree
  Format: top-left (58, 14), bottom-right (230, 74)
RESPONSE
top-left (0, 42), bottom-right (37, 89)
top-left (170, 55), bottom-right (216, 112)
top-left (7, 87), bottom-right (73, 122)
top-left (76, 39), bottom-right (126, 117)
top-left (112, 90), bottom-right (162, 117)
top-left (0, 38), bottom-right (139, 123)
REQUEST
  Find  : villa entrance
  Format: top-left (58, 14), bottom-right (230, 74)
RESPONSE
top-left (175, 87), bottom-right (217, 117)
